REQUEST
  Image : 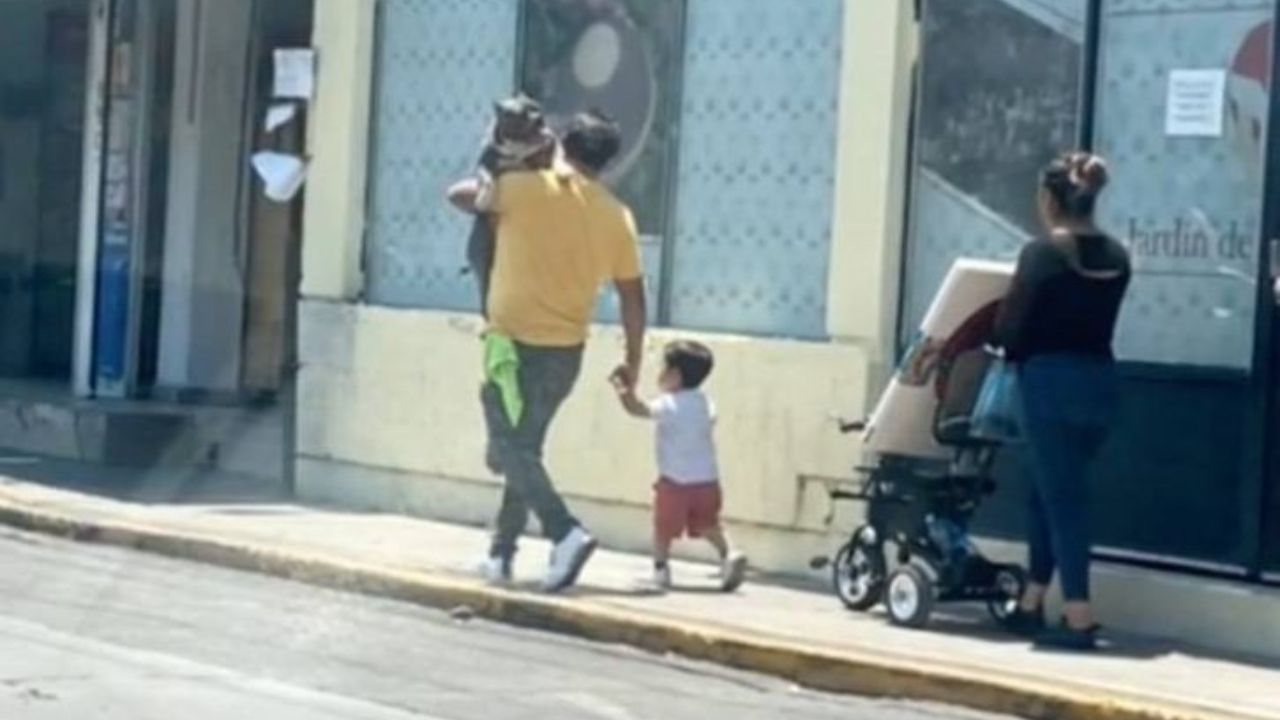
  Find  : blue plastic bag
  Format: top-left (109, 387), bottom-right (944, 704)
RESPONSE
top-left (970, 352), bottom-right (1023, 444)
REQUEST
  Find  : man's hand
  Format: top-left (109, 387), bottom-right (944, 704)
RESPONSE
top-left (609, 367), bottom-right (650, 419)
top-left (609, 365), bottom-right (634, 392)
top-left (446, 178), bottom-right (482, 213)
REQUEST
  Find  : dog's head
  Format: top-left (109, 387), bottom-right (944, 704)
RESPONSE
top-left (489, 94), bottom-right (556, 169)
top-left (493, 94), bottom-right (546, 146)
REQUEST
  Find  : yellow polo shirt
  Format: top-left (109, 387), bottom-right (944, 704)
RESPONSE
top-left (487, 167), bottom-right (642, 346)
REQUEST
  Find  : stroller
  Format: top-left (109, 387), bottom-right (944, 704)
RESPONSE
top-left (818, 323), bottom-right (1026, 629)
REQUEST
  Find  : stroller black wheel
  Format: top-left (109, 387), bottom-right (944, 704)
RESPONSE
top-left (886, 565), bottom-right (935, 628)
top-left (832, 534), bottom-right (886, 612)
top-left (987, 566), bottom-right (1028, 627)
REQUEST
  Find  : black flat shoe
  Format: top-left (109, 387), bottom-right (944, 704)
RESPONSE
top-left (1034, 620), bottom-right (1100, 651)
top-left (1004, 607), bottom-right (1046, 637)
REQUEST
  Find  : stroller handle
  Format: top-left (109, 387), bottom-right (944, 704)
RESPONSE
top-left (837, 418), bottom-right (866, 434)
top-left (829, 489), bottom-right (864, 501)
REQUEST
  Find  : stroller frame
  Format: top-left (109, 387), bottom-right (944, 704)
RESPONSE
top-left (822, 347), bottom-right (1027, 629)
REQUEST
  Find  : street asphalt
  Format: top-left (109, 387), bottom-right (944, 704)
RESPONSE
top-left (0, 526), bottom-right (1017, 720)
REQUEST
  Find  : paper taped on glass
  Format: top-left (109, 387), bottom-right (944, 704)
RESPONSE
top-left (864, 258), bottom-right (1014, 459)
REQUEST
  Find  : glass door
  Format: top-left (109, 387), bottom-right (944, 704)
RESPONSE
top-left (1086, 0), bottom-right (1275, 573)
top-left (902, 0), bottom-right (1087, 337)
top-left (1257, 14), bottom-right (1280, 582)
top-left (901, 0), bottom-right (1090, 546)
top-left (905, 0), bottom-right (1280, 577)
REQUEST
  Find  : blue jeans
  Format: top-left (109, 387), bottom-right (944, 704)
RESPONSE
top-left (1018, 354), bottom-right (1117, 602)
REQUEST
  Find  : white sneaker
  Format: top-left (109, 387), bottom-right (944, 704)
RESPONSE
top-left (720, 552), bottom-right (748, 593)
top-left (653, 565), bottom-right (672, 590)
top-left (543, 527), bottom-right (597, 592)
top-left (477, 556), bottom-right (512, 585)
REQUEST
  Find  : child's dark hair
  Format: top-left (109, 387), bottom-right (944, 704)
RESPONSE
top-left (562, 108), bottom-right (622, 173)
top-left (1041, 151), bottom-right (1109, 219)
top-left (665, 341), bottom-right (714, 389)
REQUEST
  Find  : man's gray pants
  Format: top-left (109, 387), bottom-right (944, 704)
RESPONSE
top-left (482, 343), bottom-right (583, 560)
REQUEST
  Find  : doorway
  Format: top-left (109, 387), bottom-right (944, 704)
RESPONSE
top-left (84, 0), bottom-right (311, 404)
top-left (0, 0), bottom-right (93, 382)
top-left (0, 0), bottom-right (312, 492)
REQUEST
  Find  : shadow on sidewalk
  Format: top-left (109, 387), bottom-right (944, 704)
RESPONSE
top-left (0, 453), bottom-right (289, 506)
top-left (855, 600), bottom-right (1280, 669)
top-left (566, 584), bottom-right (729, 599)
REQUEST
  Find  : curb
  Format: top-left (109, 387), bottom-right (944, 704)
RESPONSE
top-left (0, 499), bottom-right (1261, 720)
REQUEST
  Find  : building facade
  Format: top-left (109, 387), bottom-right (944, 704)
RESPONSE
top-left (296, 0), bottom-right (913, 571)
top-left (296, 0), bottom-right (1280, 657)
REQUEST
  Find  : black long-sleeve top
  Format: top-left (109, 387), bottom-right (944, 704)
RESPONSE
top-left (994, 234), bottom-right (1131, 363)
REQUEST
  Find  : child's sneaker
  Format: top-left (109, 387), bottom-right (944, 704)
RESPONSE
top-left (653, 565), bottom-right (672, 591)
top-left (720, 552), bottom-right (748, 592)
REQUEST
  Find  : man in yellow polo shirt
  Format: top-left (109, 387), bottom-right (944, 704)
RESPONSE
top-left (448, 111), bottom-right (646, 592)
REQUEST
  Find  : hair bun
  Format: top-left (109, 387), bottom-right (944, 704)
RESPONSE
top-left (1078, 155), bottom-right (1109, 191)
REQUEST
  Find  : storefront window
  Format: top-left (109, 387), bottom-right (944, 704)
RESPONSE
top-left (902, 0), bottom-right (1086, 339)
top-left (364, 0), bottom-right (521, 310)
top-left (1095, 0), bottom-right (1271, 370)
top-left (364, 0), bottom-right (840, 339)
top-left (665, 0), bottom-right (843, 338)
top-left (519, 0), bottom-right (684, 322)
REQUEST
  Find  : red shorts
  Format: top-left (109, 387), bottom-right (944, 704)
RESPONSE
top-left (654, 478), bottom-right (722, 543)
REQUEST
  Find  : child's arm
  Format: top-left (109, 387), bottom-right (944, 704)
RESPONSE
top-left (609, 372), bottom-right (652, 419)
top-left (618, 390), bottom-right (651, 419)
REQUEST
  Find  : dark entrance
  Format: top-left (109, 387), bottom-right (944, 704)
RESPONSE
top-left (0, 0), bottom-right (92, 381)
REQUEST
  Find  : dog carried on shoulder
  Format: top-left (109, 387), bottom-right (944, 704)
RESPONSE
top-left (465, 94), bottom-right (558, 317)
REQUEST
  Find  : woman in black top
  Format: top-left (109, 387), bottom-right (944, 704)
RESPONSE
top-left (995, 152), bottom-right (1131, 651)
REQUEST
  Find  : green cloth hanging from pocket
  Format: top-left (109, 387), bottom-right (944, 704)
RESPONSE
top-left (484, 332), bottom-right (523, 427)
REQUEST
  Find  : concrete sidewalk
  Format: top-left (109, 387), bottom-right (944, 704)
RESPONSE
top-left (0, 477), bottom-right (1276, 720)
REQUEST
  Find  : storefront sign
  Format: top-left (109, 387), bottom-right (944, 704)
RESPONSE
top-left (272, 48), bottom-right (315, 100)
top-left (1165, 68), bottom-right (1227, 137)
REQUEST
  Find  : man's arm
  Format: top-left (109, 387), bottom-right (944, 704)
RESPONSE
top-left (610, 206), bottom-right (646, 388)
top-left (615, 277), bottom-right (647, 387)
top-left (609, 371), bottom-right (652, 419)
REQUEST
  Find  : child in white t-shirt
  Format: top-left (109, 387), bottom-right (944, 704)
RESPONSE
top-left (611, 341), bottom-right (747, 591)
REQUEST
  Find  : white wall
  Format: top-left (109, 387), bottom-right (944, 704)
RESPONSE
top-left (296, 302), bottom-right (872, 572)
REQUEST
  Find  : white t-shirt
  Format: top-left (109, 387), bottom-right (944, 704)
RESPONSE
top-left (649, 390), bottom-right (719, 485)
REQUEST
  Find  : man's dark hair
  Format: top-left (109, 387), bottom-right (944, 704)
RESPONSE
top-left (664, 341), bottom-right (715, 390)
top-left (562, 109), bottom-right (622, 173)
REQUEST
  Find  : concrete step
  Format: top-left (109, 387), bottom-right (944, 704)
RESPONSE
top-left (0, 397), bottom-right (194, 467)
top-left (0, 394), bottom-right (284, 481)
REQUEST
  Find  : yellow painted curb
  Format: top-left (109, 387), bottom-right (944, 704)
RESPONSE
top-left (0, 500), bottom-right (1264, 720)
